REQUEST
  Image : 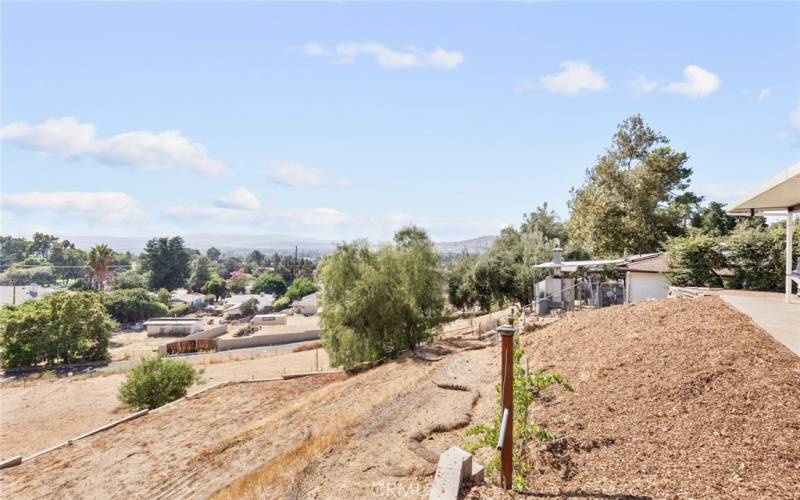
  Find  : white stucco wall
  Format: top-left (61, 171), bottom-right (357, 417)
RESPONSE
top-left (627, 272), bottom-right (669, 303)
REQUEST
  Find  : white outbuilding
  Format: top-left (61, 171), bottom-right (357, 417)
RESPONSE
top-left (726, 162), bottom-right (800, 303)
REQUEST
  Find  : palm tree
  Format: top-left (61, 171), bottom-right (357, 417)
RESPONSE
top-left (88, 244), bottom-right (114, 290)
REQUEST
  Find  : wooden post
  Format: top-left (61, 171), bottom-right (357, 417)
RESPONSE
top-left (497, 322), bottom-right (516, 489)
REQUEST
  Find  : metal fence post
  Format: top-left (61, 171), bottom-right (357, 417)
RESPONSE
top-left (497, 321), bottom-right (516, 489)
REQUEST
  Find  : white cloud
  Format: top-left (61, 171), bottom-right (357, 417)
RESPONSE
top-left (662, 65), bottom-right (720, 98)
top-left (266, 161), bottom-right (350, 188)
top-left (214, 188), bottom-right (261, 210)
top-left (304, 42), bottom-right (464, 70)
top-left (539, 61), bottom-right (608, 95)
top-left (757, 88), bottom-right (771, 101)
top-left (0, 117), bottom-right (227, 176)
top-left (0, 191), bottom-right (143, 224)
top-left (629, 73), bottom-right (657, 94)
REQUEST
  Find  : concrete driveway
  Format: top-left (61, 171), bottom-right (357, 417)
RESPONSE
top-left (722, 295), bottom-right (800, 356)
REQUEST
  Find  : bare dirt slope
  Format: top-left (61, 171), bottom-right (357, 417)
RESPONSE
top-left (471, 297), bottom-right (800, 499)
top-left (0, 347), bottom-right (330, 459)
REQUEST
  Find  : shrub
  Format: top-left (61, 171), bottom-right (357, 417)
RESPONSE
top-left (117, 356), bottom-right (202, 410)
top-left (0, 291), bottom-right (113, 368)
top-left (272, 296), bottom-right (291, 311)
top-left (251, 271), bottom-right (287, 295)
top-left (665, 230), bottom-right (727, 287)
top-left (726, 222), bottom-right (800, 290)
top-left (239, 297), bottom-right (260, 316)
top-left (284, 276), bottom-right (318, 302)
top-left (102, 288), bottom-right (168, 324)
top-left (111, 270), bottom-right (148, 290)
top-left (157, 288), bottom-right (171, 305)
top-left (168, 303), bottom-right (189, 317)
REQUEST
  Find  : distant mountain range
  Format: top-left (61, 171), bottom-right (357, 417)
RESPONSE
top-left (57, 234), bottom-right (497, 256)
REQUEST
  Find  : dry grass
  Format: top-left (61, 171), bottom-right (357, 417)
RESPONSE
top-left (212, 360), bottom-right (434, 499)
top-left (293, 341), bottom-right (322, 353)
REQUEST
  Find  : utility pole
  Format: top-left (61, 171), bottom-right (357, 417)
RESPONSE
top-left (292, 245), bottom-right (298, 282)
top-left (497, 312), bottom-right (516, 490)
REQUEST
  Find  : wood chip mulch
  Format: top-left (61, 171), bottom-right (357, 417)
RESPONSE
top-left (468, 297), bottom-right (800, 499)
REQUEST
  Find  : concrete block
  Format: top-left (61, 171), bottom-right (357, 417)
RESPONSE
top-left (0, 455), bottom-right (22, 469)
top-left (470, 461), bottom-right (485, 483)
top-left (428, 447), bottom-right (472, 500)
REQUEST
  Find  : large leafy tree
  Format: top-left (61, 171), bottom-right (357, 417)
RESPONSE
top-left (88, 244), bottom-right (114, 290)
top-left (102, 288), bottom-right (168, 323)
top-left (319, 227), bottom-right (444, 370)
top-left (520, 203), bottom-right (569, 244)
top-left (202, 275), bottom-right (228, 301)
top-left (188, 256), bottom-right (214, 292)
top-left (251, 270), bottom-right (287, 295)
top-left (567, 115), bottom-right (695, 257)
top-left (690, 201), bottom-right (738, 237)
top-left (141, 237), bottom-right (191, 291)
top-left (0, 292), bottom-right (113, 368)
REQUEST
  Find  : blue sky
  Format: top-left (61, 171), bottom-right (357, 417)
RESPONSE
top-left (1, 1), bottom-right (798, 242)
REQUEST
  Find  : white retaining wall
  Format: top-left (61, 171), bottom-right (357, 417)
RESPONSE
top-left (217, 330), bottom-right (320, 351)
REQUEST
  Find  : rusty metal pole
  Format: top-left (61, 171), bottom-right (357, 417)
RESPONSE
top-left (498, 319), bottom-right (516, 489)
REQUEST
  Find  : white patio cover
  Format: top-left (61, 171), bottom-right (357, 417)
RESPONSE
top-left (726, 162), bottom-right (800, 302)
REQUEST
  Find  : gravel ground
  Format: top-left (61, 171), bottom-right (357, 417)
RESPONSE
top-left (468, 297), bottom-right (800, 499)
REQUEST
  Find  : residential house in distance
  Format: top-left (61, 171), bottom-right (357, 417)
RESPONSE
top-left (217, 293), bottom-right (275, 317)
top-left (144, 317), bottom-right (205, 337)
top-left (293, 293), bottom-right (318, 316)
top-left (171, 289), bottom-right (207, 310)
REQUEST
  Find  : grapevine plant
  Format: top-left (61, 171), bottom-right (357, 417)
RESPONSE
top-left (466, 336), bottom-right (572, 490)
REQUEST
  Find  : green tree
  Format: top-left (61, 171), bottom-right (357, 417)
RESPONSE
top-left (284, 276), bottom-right (318, 302)
top-left (188, 256), bottom-right (213, 292)
top-left (88, 244), bottom-right (114, 290)
top-left (665, 230), bottom-right (727, 287)
top-left (447, 254), bottom-right (479, 310)
top-left (202, 275), bottom-right (228, 301)
top-left (0, 236), bottom-right (31, 266)
top-left (319, 227), bottom-right (445, 370)
top-left (726, 222), bottom-right (800, 290)
top-left (157, 288), bottom-right (171, 305)
top-left (690, 201), bottom-right (738, 236)
top-left (206, 246), bottom-right (222, 261)
top-left (112, 270), bottom-right (148, 290)
top-left (239, 297), bottom-right (260, 316)
top-left (117, 356), bottom-right (202, 410)
top-left (102, 288), bottom-right (168, 324)
top-left (140, 237), bottom-right (191, 291)
top-left (0, 292), bottom-right (113, 368)
top-left (30, 233), bottom-right (59, 259)
top-left (520, 203), bottom-right (569, 243)
top-left (251, 270), bottom-right (287, 295)
top-left (567, 115), bottom-right (695, 257)
top-left (248, 250), bottom-right (266, 267)
top-left (228, 272), bottom-right (250, 294)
